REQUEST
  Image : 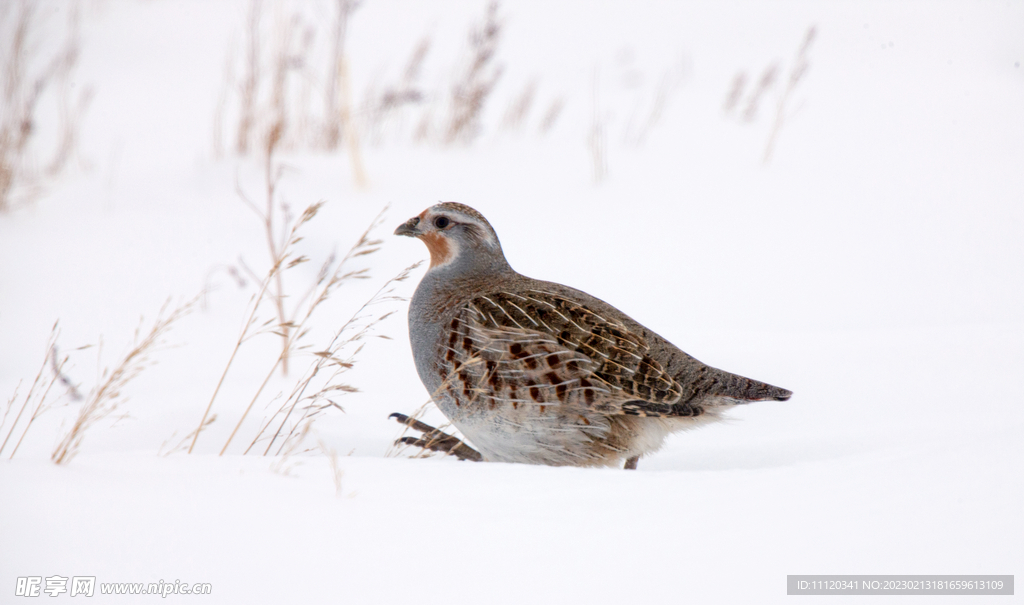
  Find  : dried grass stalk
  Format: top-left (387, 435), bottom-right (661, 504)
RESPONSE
top-left (743, 64), bottom-right (779, 122)
top-left (248, 259), bottom-right (421, 457)
top-left (588, 71), bottom-right (607, 182)
top-left (362, 37), bottom-right (429, 145)
top-left (538, 98), bottom-right (563, 134)
top-left (323, 0), bottom-right (357, 149)
top-left (217, 206), bottom-right (391, 455)
top-left (444, 1), bottom-right (504, 145)
top-left (0, 322), bottom-right (60, 458)
top-left (53, 298), bottom-right (198, 465)
top-left (189, 195), bottom-right (328, 453)
top-left (764, 26), bottom-right (816, 164)
top-left (501, 79), bottom-right (536, 131)
top-left (317, 436), bottom-right (345, 495)
top-left (0, 1), bottom-right (89, 211)
top-left (235, 0), bottom-right (263, 155)
top-left (722, 72), bottom-right (747, 114)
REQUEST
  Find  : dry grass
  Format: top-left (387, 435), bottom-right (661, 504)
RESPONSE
top-left (360, 37), bottom-right (429, 145)
top-left (189, 192), bottom-right (330, 454)
top-left (51, 298), bottom-right (198, 465)
top-left (583, 56), bottom-right (687, 181)
top-left (231, 110), bottom-right (368, 382)
top-left (588, 119), bottom-right (607, 183)
top-left (373, 2), bottom-right (512, 146)
top-left (322, 0), bottom-right (359, 150)
top-left (220, 0), bottom-right (368, 185)
top-left (159, 414), bottom-right (217, 457)
top-left (190, 191), bottom-right (414, 457)
top-left (317, 436), bottom-right (345, 495)
top-left (720, 26), bottom-right (816, 163)
top-left (588, 71), bottom-right (607, 182)
top-left (233, 0), bottom-right (268, 156)
top-left (0, 1), bottom-right (91, 211)
top-left (723, 67), bottom-right (771, 119)
top-left (501, 78), bottom-right (536, 132)
top-left (217, 204), bottom-right (384, 455)
top-left (743, 64), bottom-right (779, 122)
top-left (242, 259), bottom-right (421, 457)
top-left (239, 141), bottom-right (296, 375)
top-left (722, 72), bottom-right (746, 114)
top-left (1, 323), bottom-right (64, 458)
top-left (538, 98), bottom-right (563, 134)
top-left (212, 40), bottom-right (235, 159)
top-left (443, 1), bottom-right (504, 145)
top-left (623, 63), bottom-right (686, 146)
top-left (764, 26), bottom-right (816, 163)
top-left (268, 415), bottom-right (311, 475)
top-left (218, 0), bottom-right (568, 159)
top-left (0, 325), bottom-right (91, 460)
top-left (203, 12), bottom-right (422, 455)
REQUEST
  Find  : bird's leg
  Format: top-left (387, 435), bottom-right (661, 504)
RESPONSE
top-left (389, 413), bottom-right (482, 462)
top-left (624, 455), bottom-right (639, 470)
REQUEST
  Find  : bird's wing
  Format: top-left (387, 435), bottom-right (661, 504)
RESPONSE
top-left (442, 290), bottom-right (689, 416)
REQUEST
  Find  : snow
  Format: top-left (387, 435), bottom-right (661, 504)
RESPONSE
top-left (1, 0), bottom-right (1022, 603)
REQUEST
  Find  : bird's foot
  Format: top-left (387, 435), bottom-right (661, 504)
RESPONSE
top-left (389, 413), bottom-right (483, 462)
top-left (624, 455), bottom-right (639, 470)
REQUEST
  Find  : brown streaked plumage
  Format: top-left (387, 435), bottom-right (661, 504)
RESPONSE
top-left (394, 202), bottom-right (791, 469)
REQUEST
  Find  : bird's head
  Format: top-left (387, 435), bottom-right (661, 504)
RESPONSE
top-left (395, 202), bottom-right (509, 274)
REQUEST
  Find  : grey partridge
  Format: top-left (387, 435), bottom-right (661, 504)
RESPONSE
top-left (393, 202), bottom-right (791, 469)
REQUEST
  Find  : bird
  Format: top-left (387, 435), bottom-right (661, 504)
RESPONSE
top-left (392, 202), bottom-right (791, 469)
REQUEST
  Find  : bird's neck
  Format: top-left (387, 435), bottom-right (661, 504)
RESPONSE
top-left (427, 244), bottom-right (513, 280)
top-left (415, 257), bottom-right (514, 315)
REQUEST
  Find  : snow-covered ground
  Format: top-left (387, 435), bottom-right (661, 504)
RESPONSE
top-left (2, 1), bottom-right (1021, 603)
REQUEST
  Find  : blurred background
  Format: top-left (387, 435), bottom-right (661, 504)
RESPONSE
top-left (0, 2), bottom-right (1021, 601)
top-left (2, 0), bottom-right (1021, 459)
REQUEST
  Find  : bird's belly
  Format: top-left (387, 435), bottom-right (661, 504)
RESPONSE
top-left (436, 396), bottom-right (625, 467)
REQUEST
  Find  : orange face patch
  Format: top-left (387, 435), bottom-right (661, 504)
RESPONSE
top-left (421, 231), bottom-right (452, 268)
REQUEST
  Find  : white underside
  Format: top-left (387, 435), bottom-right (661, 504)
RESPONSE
top-left (449, 407), bottom-right (724, 468)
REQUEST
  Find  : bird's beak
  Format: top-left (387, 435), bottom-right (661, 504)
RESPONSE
top-left (394, 216), bottom-right (421, 237)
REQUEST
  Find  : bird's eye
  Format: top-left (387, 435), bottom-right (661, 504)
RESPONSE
top-left (433, 216), bottom-right (451, 229)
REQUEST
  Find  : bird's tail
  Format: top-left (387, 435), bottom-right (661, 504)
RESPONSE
top-left (710, 367), bottom-right (792, 404)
